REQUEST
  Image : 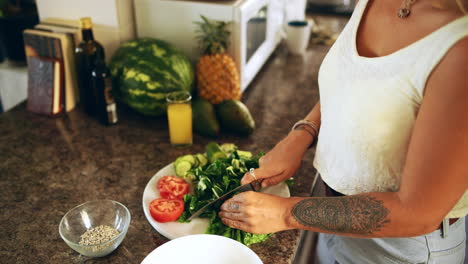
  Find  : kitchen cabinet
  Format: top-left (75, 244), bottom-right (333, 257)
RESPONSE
top-left (0, 15), bottom-right (348, 264)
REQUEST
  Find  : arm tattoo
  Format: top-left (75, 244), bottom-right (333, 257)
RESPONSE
top-left (292, 195), bottom-right (390, 235)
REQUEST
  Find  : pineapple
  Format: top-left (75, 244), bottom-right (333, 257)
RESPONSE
top-left (195, 16), bottom-right (241, 104)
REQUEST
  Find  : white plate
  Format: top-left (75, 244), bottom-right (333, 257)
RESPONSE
top-left (142, 162), bottom-right (290, 240)
top-left (141, 234), bottom-right (263, 264)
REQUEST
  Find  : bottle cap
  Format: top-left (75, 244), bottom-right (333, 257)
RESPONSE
top-left (80, 17), bottom-right (93, 29)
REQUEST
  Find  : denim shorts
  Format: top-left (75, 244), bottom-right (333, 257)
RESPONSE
top-left (315, 217), bottom-right (466, 264)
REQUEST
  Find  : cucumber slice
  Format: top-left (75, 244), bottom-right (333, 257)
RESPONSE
top-left (191, 155), bottom-right (200, 167)
top-left (174, 157), bottom-right (183, 167)
top-left (195, 153), bottom-right (208, 167)
top-left (178, 154), bottom-right (197, 165)
top-left (175, 161), bottom-right (192, 178)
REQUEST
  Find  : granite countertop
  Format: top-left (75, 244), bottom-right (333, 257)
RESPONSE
top-left (0, 16), bottom-right (347, 264)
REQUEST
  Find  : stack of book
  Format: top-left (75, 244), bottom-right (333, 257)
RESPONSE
top-left (23, 20), bottom-right (81, 116)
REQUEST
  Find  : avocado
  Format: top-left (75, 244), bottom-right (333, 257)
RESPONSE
top-left (192, 98), bottom-right (220, 137)
top-left (216, 100), bottom-right (255, 136)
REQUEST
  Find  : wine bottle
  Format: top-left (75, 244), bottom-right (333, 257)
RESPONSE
top-left (91, 54), bottom-right (118, 125)
top-left (75, 17), bottom-right (105, 115)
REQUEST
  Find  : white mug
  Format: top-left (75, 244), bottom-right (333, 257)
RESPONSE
top-left (285, 20), bottom-right (312, 55)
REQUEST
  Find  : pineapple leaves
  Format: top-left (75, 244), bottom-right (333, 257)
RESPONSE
top-left (194, 15), bottom-right (232, 55)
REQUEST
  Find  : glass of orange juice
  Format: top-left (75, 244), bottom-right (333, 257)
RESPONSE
top-left (166, 91), bottom-right (192, 147)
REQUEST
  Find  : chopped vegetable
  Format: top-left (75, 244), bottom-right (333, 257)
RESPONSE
top-left (174, 154), bottom-right (210, 180)
top-left (157, 175), bottom-right (189, 200)
top-left (206, 142), bottom-right (227, 163)
top-left (220, 143), bottom-right (238, 156)
top-left (175, 142), bottom-right (270, 246)
top-left (177, 155), bottom-right (197, 166)
top-left (195, 153), bottom-right (208, 167)
top-left (149, 198), bottom-right (184, 223)
top-left (237, 150), bottom-right (252, 159)
top-left (175, 161), bottom-right (193, 179)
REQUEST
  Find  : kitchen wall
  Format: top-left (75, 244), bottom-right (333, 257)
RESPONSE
top-left (36, 0), bottom-right (136, 59)
top-left (0, 63), bottom-right (28, 112)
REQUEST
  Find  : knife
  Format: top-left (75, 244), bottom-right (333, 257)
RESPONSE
top-left (187, 179), bottom-right (262, 221)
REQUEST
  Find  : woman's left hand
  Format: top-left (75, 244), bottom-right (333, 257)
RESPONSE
top-left (219, 191), bottom-right (297, 234)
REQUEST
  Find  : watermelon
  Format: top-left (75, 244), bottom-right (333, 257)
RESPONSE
top-left (109, 38), bottom-right (194, 116)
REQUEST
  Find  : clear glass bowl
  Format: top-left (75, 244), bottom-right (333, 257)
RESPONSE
top-left (59, 200), bottom-right (131, 257)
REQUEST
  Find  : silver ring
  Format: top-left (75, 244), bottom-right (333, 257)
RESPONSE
top-left (249, 168), bottom-right (257, 181)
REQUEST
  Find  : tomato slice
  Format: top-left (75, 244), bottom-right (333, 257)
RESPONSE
top-left (149, 198), bottom-right (184, 223)
top-left (157, 175), bottom-right (189, 200)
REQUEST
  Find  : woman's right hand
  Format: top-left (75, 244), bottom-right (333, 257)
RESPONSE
top-left (241, 130), bottom-right (314, 188)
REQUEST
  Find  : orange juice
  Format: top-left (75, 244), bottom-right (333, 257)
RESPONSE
top-left (167, 95), bottom-right (192, 146)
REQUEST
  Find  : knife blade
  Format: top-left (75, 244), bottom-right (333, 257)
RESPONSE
top-left (187, 179), bottom-right (262, 221)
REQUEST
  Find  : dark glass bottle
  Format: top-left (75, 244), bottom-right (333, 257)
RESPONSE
top-left (91, 54), bottom-right (118, 125)
top-left (75, 17), bottom-right (105, 115)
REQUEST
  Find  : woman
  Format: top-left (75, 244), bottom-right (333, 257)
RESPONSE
top-left (219, 0), bottom-right (468, 262)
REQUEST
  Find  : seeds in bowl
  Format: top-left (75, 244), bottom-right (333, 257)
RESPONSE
top-left (79, 225), bottom-right (120, 247)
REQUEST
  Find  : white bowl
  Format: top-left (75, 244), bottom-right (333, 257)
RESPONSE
top-left (141, 234), bottom-right (263, 264)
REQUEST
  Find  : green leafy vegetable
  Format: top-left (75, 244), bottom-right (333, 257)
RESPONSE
top-left (177, 142), bottom-right (270, 246)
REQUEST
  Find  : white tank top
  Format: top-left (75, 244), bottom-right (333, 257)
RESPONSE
top-left (314, 0), bottom-right (468, 218)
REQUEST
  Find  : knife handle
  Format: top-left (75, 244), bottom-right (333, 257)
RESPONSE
top-left (251, 179), bottom-right (263, 192)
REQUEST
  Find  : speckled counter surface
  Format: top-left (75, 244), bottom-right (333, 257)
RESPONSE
top-left (0, 16), bottom-right (347, 264)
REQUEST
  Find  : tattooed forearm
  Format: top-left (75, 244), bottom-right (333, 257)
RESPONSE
top-left (292, 195), bottom-right (390, 235)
